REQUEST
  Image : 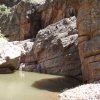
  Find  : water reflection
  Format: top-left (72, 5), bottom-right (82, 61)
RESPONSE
top-left (19, 71), bottom-right (25, 79)
top-left (0, 71), bottom-right (82, 100)
top-left (32, 77), bottom-right (82, 92)
top-left (19, 63), bottom-right (25, 71)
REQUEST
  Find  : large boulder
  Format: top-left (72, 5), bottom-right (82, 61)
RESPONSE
top-left (33, 16), bottom-right (81, 77)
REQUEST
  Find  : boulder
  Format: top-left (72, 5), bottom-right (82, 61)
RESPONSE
top-left (0, 39), bottom-right (21, 69)
top-left (33, 16), bottom-right (81, 76)
top-left (0, 38), bottom-right (34, 73)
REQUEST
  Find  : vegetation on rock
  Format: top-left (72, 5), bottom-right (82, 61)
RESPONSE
top-left (0, 5), bottom-right (11, 15)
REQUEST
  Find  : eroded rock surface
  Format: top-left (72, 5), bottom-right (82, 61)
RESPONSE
top-left (33, 16), bottom-right (81, 76)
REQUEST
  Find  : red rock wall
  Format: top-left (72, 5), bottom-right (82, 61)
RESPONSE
top-left (77, 0), bottom-right (100, 82)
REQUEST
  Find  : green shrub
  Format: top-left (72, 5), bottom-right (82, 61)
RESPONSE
top-left (0, 5), bottom-right (11, 15)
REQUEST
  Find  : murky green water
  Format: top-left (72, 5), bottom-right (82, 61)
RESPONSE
top-left (0, 71), bottom-right (63, 100)
top-left (0, 71), bottom-right (81, 100)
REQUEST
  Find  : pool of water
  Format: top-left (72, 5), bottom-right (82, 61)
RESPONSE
top-left (0, 71), bottom-right (81, 100)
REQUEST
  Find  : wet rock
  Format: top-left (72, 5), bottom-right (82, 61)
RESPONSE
top-left (0, 67), bottom-right (14, 74)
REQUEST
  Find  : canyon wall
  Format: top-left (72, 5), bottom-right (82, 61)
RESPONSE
top-left (77, 0), bottom-right (100, 82)
top-left (0, 0), bottom-right (77, 40)
top-left (0, 0), bottom-right (81, 77)
top-left (0, 0), bottom-right (100, 82)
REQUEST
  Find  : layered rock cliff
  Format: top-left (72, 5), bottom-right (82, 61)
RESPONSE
top-left (77, 0), bottom-right (100, 82)
top-left (0, 0), bottom-right (99, 82)
top-left (0, 0), bottom-right (77, 40)
top-left (0, 0), bottom-right (81, 78)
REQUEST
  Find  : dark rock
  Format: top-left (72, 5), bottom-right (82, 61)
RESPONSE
top-left (0, 67), bottom-right (14, 74)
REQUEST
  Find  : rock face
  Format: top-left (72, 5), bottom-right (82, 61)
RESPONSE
top-left (0, 16), bottom-right (81, 76)
top-left (0, 0), bottom-right (99, 82)
top-left (77, 0), bottom-right (100, 82)
top-left (40, 0), bottom-right (77, 27)
top-left (0, 0), bottom-right (43, 41)
top-left (0, 1), bottom-right (35, 41)
top-left (59, 82), bottom-right (100, 100)
top-left (0, 39), bottom-right (34, 73)
top-left (33, 16), bottom-right (81, 76)
top-left (0, 0), bottom-right (77, 41)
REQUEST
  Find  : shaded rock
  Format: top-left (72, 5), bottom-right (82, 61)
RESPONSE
top-left (59, 82), bottom-right (100, 100)
top-left (40, 0), bottom-right (78, 28)
top-left (33, 16), bottom-right (81, 76)
top-left (0, 0), bottom-right (21, 7)
top-left (0, 67), bottom-right (14, 74)
top-left (20, 63), bottom-right (41, 72)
